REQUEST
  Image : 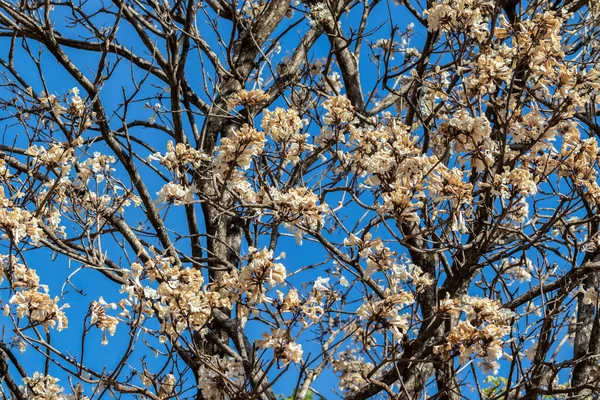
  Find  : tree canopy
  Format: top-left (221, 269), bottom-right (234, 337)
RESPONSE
top-left (0, 0), bottom-right (599, 399)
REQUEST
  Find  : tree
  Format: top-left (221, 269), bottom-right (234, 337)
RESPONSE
top-left (0, 0), bottom-right (599, 398)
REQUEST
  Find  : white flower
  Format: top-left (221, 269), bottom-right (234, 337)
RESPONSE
top-left (313, 277), bottom-right (330, 292)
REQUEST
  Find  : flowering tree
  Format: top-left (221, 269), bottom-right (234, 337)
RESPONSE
top-left (0, 0), bottom-right (599, 398)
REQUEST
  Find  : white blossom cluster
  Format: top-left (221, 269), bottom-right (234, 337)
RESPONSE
top-left (197, 356), bottom-right (245, 400)
top-left (89, 297), bottom-right (119, 345)
top-left (3, 256), bottom-right (69, 332)
top-left (425, 0), bottom-right (492, 42)
top-left (435, 296), bottom-right (515, 374)
top-left (256, 327), bottom-right (304, 364)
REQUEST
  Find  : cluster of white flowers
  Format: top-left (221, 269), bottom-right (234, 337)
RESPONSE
top-left (438, 109), bottom-right (495, 172)
top-left (226, 89), bottom-right (269, 110)
top-left (492, 167), bottom-right (538, 199)
top-left (342, 114), bottom-right (474, 227)
top-left (322, 95), bottom-right (354, 126)
top-left (581, 286), bottom-right (599, 306)
top-left (555, 122), bottom-right (600, 206)
top-left (515, 12), bottom-right (565, 92)
top-left (89, 297), bottom-right (119, 345)
top-left (427, 164), bottom-right (473, 207)
top-left (197, 356), bottom-right (245, 400)
top-left (257, 186), bottom-right (329, 244)
top-left (389, 255), bottom-right (436, 290)
top-left (343, 234), bottom-right (436, 289)
top-left (0, 188), bottom-right (44, 244)
top-left (157, 374), bottom-right (176, 399)
top-left (326, 71), bottom-right (344, 93)
top-left (344, 233), bottom-right (397, 276)
top-left (256, 328), bottom-right (303, 364)
top-left (356, 289), bottom-right (413, 342)
top-left (40, 92), bottom-right (68, 121)
top-left (78, 152), bottom-right (116, 184)
top-left (378, 168), bottom-right (426, 223)
top-left (501, 258), bottom-right (533, 283)
top-left (68, 87), bottom-right (96, 128)
top-left (238, 246), bottom-right (286, 303)
top-left (332, 350), bottom-right (374, 394)
top-left (435, 295), bottom-right (514, 374)
top-left (346, 120), bottom-right (415, 180)
top-left (425, 0), bottom-right (492, 42)
top-left (149, 141), bottom-right (209, 173)
top-left (558, 122), bottom-right (598, 180)
top-left (21, 372), bottom-right (80, 400)
top-left (214, 124), bottom-right (266, 177)
top-left (277, 288), bottom-right (301, 312)
top-left (240, 0), bottom-right (267, 20)
top-left (156, 182), bottom-right (197, 205)
top-left (4, 259), bottom-right (69, 332)
top-left (26, 142), bottom-right (76, 168)
top-left (39, 88), bottom-right (94, 128)
top-left (467, 41), bottom-right (516, 95)
top-left (142, 255), bottom-right (213, 335)
top-left (262, 108), bottom-right (312, 165)
top-left (509, 108), bottom-right (558, 147)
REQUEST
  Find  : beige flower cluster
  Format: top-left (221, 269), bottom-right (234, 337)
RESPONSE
top-left (39, 87), bottom-right (94, 127)
top-left (344, 233), bottom-right (397, 276)
top-left (197, 356), bottom-right (245, 400)
top-left (555, 122), bottom-right (600, 205)
top-left (332, 350), bottom-right (374, 394)
top-left (509, 107), bottom-right (558, 147)
top-left (214, 124), bottom-right (266, 177)
top-left (435, 295), bottom-right (514, 374)
top-left (208, 247), bottom-right (286, 313)
top-left (26, 142), bottom-right (76, 169)
top-left (22, 372), bottom-right (85, 400)
top-left (151, 142), bottom-right (206, 205)
top-left (142, 255), bottom-right (213, 335)
top-left (468, 41), bottom-right (516, 95)
top-left (322, 95), bottom-right (355, 126)
top-left (226, 89), bottom-right (269, 110)
top-left (501, 257), bottom-right (533, 283)
top-left (150, 141), bottom-right (209, 173)
top-left (343, 234), bottom-right (435, 289)
top-left (438, 109), bottom-right (495, 172)
top-left (256, 327), bottom-right (303, 364)
top-left (340, 111), bottom-right (475, 227)
top-left (0, 187), bottom-right (44, 243)
top-left (257, 186), bottom-right (329, 244)
top-left (346, 118), bottom-right (417, 181)
top-left (356, 289), bottom-right (414, 342)
top-left (389, 255), bottom-right (436, 290)
top-left (89, 297), bottom-right (119, 345)
top-left (274, 287), bottom-right (324, 328)
top-left (425, 0), bottom-right (492, 42)
top-left (156, 182), bottom-right (197, 205)
top-left (307, 3), bottom-right (335, 28)
top-left (78, 152), bottom-right (116, 184)
top-left (428, 164), bottom-right (474, 208)
top-left (68, 87), bottom-right (95, 128)
top-left (4, 257), bottom-right (69, 332)
top-left (40, 93), bottom-right (68, 121)
top-left (514, 12), bottom-right (565, 94)
top-left (581, 286), bottom-right (599, 306)
top-left (278, 288), bottom-right (301, 312)
top-left (238, 246), bottom-right (286, 303)
top-left (492, 167), bottom-right (538, 199)
top-left (262, 108), bottom-right (312, 165)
